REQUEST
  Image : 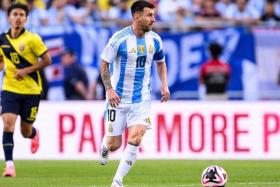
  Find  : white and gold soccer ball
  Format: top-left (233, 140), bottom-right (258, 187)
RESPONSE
top-left (201, 165), bottom-right (228, 187)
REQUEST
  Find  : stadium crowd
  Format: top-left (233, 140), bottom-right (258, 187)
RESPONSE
top-left (0, 0), bottom-right (280, 100)
top-left (1, 0), bottom-right (280, 32)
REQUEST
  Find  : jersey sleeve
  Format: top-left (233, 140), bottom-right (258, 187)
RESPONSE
top-left (153, 36), bottom-right (165, 63)
top-left (100, 36), bottom-right (118, 64)
top-left (31, 33), bottom-right (48, 57)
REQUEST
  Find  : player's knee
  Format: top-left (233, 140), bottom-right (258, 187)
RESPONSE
top-left (3, 123), bottom-right (14, 132)
top-left (2, 119), bottom-right (16, 131)
top-left (107, 141), bottom-right (121, 151)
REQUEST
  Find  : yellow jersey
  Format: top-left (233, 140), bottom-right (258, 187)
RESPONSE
top-left (0, 29), bottom-right (48, 95)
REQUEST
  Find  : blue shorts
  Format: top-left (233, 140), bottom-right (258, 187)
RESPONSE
top-left (1, 91), bottom-right (41, 123)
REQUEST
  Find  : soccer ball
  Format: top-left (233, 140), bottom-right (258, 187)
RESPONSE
top-left (201, 165), bottom-right (228, 187)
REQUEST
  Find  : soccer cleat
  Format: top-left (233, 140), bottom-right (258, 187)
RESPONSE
top-left (31, 129), bottom-right (40, 154)
top-left (2, 166), bottom-right (16, 177)
top-left (111, 179), bottom-right (124, 187)
top-left (99, 146), bottom-right (109, 165)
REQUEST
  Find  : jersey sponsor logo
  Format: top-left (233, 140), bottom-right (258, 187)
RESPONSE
top-left (129, 48), bottom-right (136, 53)
top-left (1, 45), bottom-right (10, 48)
top-left (148, 45), bottom-right (153, 54)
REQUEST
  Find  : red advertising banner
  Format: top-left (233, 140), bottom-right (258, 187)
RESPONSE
top-left (1, 101), bottom-right (280, 160)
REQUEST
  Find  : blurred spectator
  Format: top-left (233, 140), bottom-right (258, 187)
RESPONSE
top-left (106, 0), bottom-right (132, 28)
top-left (195, 0), bottom-right (223, 28)
top-left (174, 6), bottom-right (194, 31)
top-left (158, 0), bottom-right (191, 22)
top-left (87, 73), bottom-right (105, 100)
top-left (0, 0), bottom-right (13, 32)
top-left (274, 0), bottom-right (280, 17)
top-left (215, 0), bottom-right (235, 17)
top-left (225, 0), bottom-right (260, 25)
top-left (191, 0), bottom-right (203, 16)
top-left (97, 0), bottom-right (110, 11)
top-left (47, 0), bottom-right (79, 27)
top-left (25, 0), bottom-right (49, 31)
top-left (61, 48), bottom-right (89, 100)
top-left (197, 0), bottom-right (221, 18)
top-left (248, 0), bottom-right (265, 15)
top-left (260, 0), bottom-right (280, 27)
top-left (76, 0), bottom-right (102, 25)
top-left (199, 42), bottom-right (231, 100)
top-left (68, 0), bottom-right (81, 8)
top-left (17, 0), bottom-right (46, 9)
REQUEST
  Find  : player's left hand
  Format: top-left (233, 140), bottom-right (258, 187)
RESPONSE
top-left (160, 85), bottom-right (170, 103)
top-left (14, 68), bottom-right (29, 81)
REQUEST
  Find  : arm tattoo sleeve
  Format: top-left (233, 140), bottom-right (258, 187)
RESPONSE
top-left (100, 62), bottom-right (112, 90)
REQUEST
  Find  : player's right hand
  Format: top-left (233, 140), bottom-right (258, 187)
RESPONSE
top-left (106, 88), bottom-right (121, 107)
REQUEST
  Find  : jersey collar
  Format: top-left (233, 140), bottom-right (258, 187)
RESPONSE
top-left (7, 28), bottom-right (26, 39)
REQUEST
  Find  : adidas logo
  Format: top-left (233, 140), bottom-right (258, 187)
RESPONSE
top-left (125, 160), bottom-right (133, 165)
top-left (129, 48), bottom-right (136, 53)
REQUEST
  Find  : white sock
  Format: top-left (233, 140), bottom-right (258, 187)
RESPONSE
top-left (114, 143), bottom-right (139, 182)
top-left (101, 135), bottom-right (109, 150)
top-left (6, 160), bottom-right (14, 168)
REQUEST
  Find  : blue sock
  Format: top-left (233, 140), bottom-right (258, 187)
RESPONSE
top-left (2, 132), bottom-right (14, 161)
top-left (29, 127), bottom-right (37, 139)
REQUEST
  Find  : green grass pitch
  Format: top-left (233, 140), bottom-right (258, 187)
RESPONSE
top-left (1, 160), bottom-right (280, 187)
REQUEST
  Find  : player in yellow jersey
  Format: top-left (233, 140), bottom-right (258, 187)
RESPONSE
top-left (0, 3), bottom-right (52, 177)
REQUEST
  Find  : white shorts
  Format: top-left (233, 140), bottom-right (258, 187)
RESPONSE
top-left (104, 101), bottom-right (152, 136)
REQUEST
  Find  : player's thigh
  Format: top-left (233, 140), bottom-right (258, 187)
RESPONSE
top-left (126, 101), bottom-right (151, 144)
top-left (19, 94), bottom-right (41, 124)
top-left (104, 103), bottom-right (127, 137)
top-left (127, 101), bottom-right (152, 129)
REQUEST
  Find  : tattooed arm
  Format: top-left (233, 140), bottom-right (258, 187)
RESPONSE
top-left (100, 60), bottom-right (120, 107)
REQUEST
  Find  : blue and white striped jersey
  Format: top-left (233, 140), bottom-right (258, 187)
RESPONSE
top-left (101, 26), bottom-right (165, 104)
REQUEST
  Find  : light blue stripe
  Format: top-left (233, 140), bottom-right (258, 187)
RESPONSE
top-left (132, 37), bottom-right (146, 103)
top-left (104, 102), bottom-right (109, 123)
top-left (116, 40), bottom-right (127, 98)
top-left (111, 27), bottom-right (130, 47)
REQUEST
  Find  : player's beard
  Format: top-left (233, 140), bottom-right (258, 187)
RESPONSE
top-left (142, 25), bottom-right (152, 33)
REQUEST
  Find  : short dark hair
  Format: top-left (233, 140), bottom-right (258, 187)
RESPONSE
top-left (209, 42), bottom-right (223, 59)
top-left (131, 0), bottom-right (155, 16)
top-left (7, 3), bottom-right (29, 17)
top-left (60, 48), bottom-right (75, 56)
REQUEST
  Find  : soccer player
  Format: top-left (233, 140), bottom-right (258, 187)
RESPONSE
top-left (0, 3), bottom-right (52, 177)
top-left (199, 42), bottom-right (231, 100)
top-left (99, 1), bottom-right (169, 186)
